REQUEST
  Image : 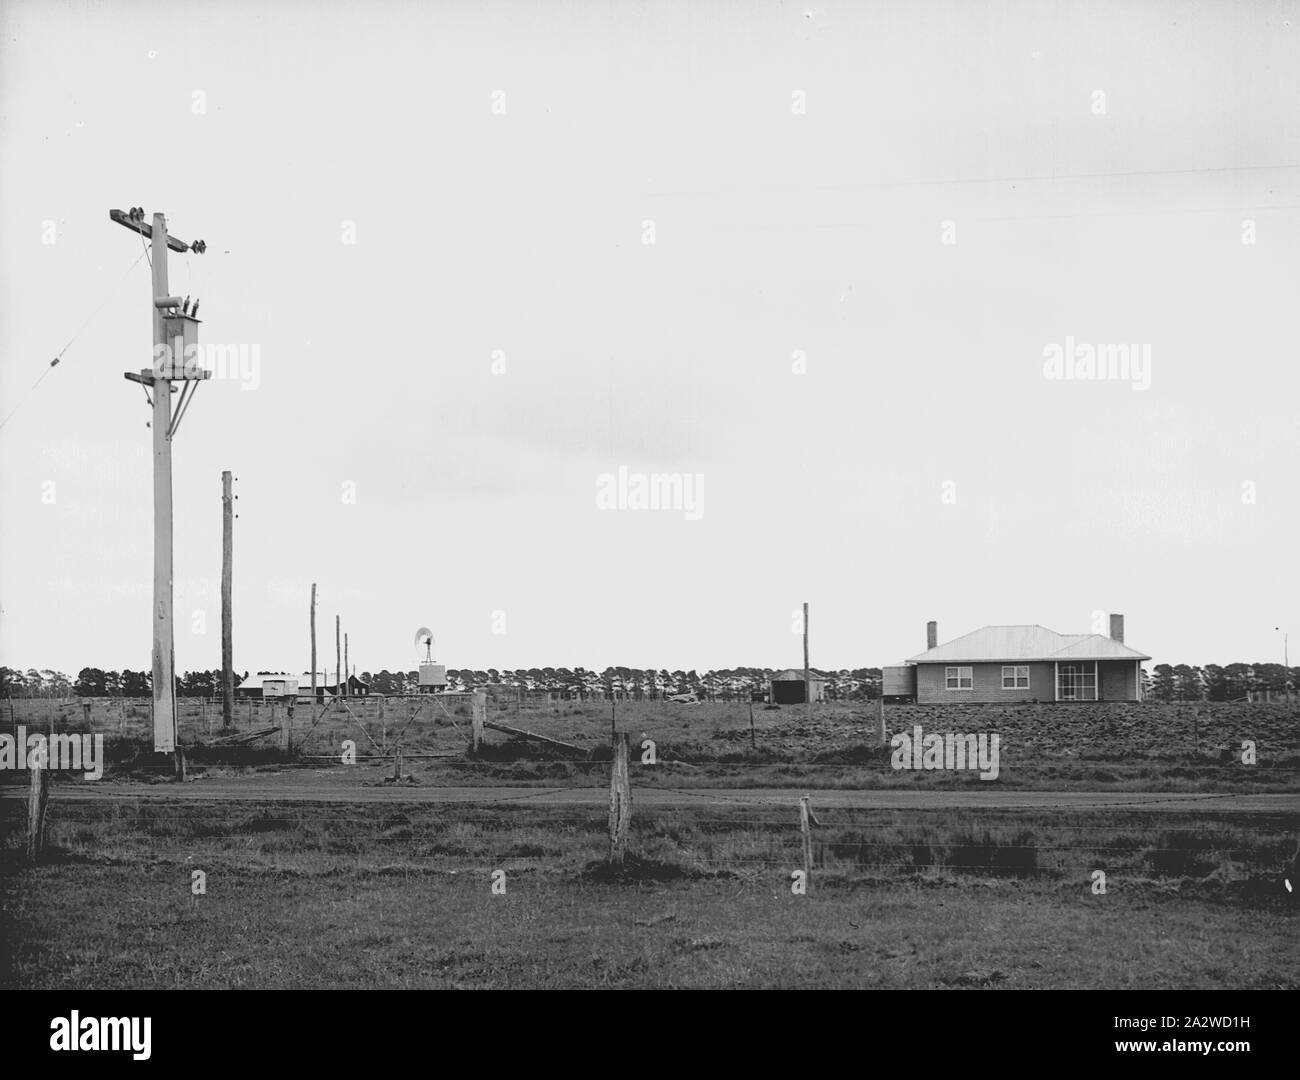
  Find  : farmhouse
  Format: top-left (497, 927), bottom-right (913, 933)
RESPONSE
top-left (768, 669), bottom-right (830, 704)
top-left (883, 616), bottom-right (1149, 704)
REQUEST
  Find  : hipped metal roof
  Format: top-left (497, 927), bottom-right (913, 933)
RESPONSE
top-left (905, 625), bottom-right (1151, 664)
top-left (771, 669), bottom-right (832, 681)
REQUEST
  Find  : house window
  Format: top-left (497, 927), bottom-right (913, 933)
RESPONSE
top-left (1057, 662), bottom-right (1098, 701)
top-left (1002, 665), bottom-right (1029, 689)
top-left (945, 666), bottom-right (973, 690)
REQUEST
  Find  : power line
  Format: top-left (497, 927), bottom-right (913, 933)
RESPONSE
top-left (0, 250), bottom-right (147, 434)
top-left (646, 161), bottom-right (1300, 199)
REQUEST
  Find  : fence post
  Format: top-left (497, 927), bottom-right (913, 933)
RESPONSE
top-left (608, 732), bottom-right (632, 864)
top-left (27, 751), bottom-right (51, 861)
top-left (799, 794), bottom-right (814, 892)
top-left (393, 745), bottom-right (403, 782)
top-left (471, 690), bottom-right (486, 755)
top-left (749, 700), bottom-right (756, 750)
top-left (878, 696), bottom-right (886, 745)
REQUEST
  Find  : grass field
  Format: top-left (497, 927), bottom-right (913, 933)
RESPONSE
top-left (4, 698), bottom-right (1296, 792)
top-left (2, 795), bottom-right (1296, 989)
top-left (3, 698), bottom-right (1296, 989)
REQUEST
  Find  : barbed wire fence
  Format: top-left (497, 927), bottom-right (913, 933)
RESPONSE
top-left (2, 694), bottom-right (1296, 896)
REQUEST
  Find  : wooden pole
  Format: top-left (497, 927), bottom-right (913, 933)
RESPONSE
top-left (749, 699), bottom-right (756, 750)
top-left (221, 470), bottom-right (234, 729)
top-left (150, 214), bottom-right (178, 757)
top-left (608, 731), bottom-right (632, 864)
top-left (335, 615), bottom-right (341, 701)
top-left (344, 633), bottom-right (349, 699)
top-left (803, 600), bottom-right (811, 722)
top-left (799, 794), bottom-right (813, 892)
top-left (471, 690), bottom-right (486, 754)
top-left (26, 751), bottom-right (51, 861)
top-left (482, 719), bottom-right (584, 755)
top-left (310, 584), bottom-right (317, 720)
top-left (878, 695), bottom-right (886, 745)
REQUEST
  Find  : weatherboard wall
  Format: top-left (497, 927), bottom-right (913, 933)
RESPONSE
top-left (915, 661), bottom-right (1055, 704)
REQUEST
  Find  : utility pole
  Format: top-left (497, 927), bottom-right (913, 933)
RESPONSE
top-left (114, 208), bottom-right (208, 768)
top-left (344, 632), bottom-right (349, 698)
top-left (803, 600), bottom-right (811, 722)
top-left (310, 585), bottom-right (317, 710)
top-left (221, 471), bottom-right (234, 730)
top-left (336, 615), bottom-right (341, 700)
top-left (1278, 627), bottom-right (1291, 710)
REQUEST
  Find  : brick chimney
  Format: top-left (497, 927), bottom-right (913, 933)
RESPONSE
top-left (926, 620), bottom-right (938, 650)
top-left (1109, 613), bottom-right (1124, 643)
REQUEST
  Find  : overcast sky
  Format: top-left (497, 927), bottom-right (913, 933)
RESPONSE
top-left (1, 0), bottom-right (1296, 679)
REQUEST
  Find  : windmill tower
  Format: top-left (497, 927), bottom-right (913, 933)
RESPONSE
top-left (415, 627), bottom-right (447, 692)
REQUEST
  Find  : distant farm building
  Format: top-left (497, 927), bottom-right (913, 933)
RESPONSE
top-left (883, 616), bottom-right (1149, 704)
top-left (768, 669), bottom-right (830, 704)
top-left (234, 673), bottom-right (300, 699)
top-left (235, 672), bottom-right (369, 699)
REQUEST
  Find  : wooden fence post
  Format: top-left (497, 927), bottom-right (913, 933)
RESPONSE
top-left (799, 794), bottom-right (814, 892)
top-left (471, 690), bottom-right (486, 755)
top-left (749, 699), bottom-right (756, 750)
top-left (27, 751), bottom-right (51, 860)
top-left (608, 732), bottom-right (632, 864)
top-left (878, 696), bottom-right (886, 745)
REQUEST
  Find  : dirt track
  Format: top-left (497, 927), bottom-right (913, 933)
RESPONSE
top-left (3, 772), bottom-right (1295, 813)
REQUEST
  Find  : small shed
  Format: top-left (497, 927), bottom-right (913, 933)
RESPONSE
top-left (235, 673), bottom-right (300, 699)
top-left (768, 668), bottom-right (829, 704)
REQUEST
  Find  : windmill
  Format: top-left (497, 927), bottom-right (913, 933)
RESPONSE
top-left (414, 627), bottom-right (447, 692)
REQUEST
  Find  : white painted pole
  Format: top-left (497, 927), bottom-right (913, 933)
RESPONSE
top-left (151, 213), bottom-right (177, 755)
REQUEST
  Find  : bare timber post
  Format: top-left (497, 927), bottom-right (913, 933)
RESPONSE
top-left (26, 749), bottom-right (50, 861)
top-left (112, 209), bottom-right (210, 769)
top-left (309, 584), bottom-right (317, 722)
top-left (608, 732), bottom-right (632, 864)
top-left (799, 794), bottom-right (814, 892)
top-left (749, 699), bottom-right (756, 750)
top-left (878, 695), bottom-right (886, 745)
top-left (471, 690), bottom-right (486, 755)
top-left (335, 615), bottom-right (341, 701)
top-left (221, 470), bottom-right (234, 729)
top-left (803, 601), bottom-right (811, 723)
top-left (343, 633), bottom-right (349, 698)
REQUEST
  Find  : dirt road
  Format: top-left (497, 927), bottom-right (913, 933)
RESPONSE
top-left (3, 772), bottom-right (1294, 813)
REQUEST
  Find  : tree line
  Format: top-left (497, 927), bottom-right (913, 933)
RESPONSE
top-left (1, 662), bottom-right (1293, 702)
top-left (1145, 663), bottom-right (1293, 702)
